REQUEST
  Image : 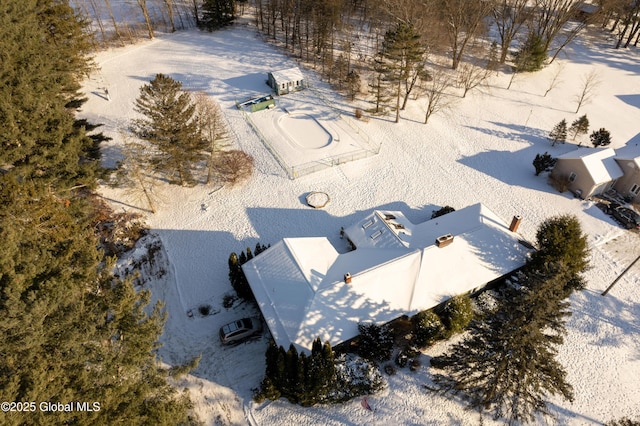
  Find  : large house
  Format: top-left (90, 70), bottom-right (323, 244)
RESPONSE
top-left (241, 203), bottom-right (532, 353)
top-left (550, 143), bottom-right (640, 201)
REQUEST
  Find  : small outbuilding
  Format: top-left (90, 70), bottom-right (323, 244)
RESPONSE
top-left (267, 67), bottom-right (305, 95)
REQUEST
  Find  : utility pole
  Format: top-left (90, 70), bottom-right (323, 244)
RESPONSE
top-left (602, 254), bottom-right (640, 296)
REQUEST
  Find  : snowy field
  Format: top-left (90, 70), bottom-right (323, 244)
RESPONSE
top-left (82, 20), bottom-right (640, 426)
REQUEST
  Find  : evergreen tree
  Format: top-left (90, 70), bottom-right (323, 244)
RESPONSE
top-left (569, 115), bottom-right (589, 141)
top-left (590, 128), bottom-right (612, 147)
top-left (515, 33), bottom-right (547, 72)
top-left (381, 22), bottom-right (426, 122)
top-left (431, 270), bottom-right (574, 424)
top-left (368, 53), bottom-right (392, 114)
top-left (533, 152), bottom-right (557, 176)
top-left (0, 0), bottom-right (100, 188)
top-left (356, 323), bottom-right (393, 361)
top-left (346, 70), bottom-right (361, 101)
top-left (0, 177), bottom-right (195, 425)
top-left (549, 119), bottom-right (568, 146)
top-left (228, 251), bottom-right (254, 301)
top-left (131, 74), bottom-right (207, 186)
top-left (200, 0), bottom-right (236, 31)
top-left (529, 214), bottom-right (589, 295)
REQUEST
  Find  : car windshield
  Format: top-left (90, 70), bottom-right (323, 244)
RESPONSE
top-left (241, 318), bottom-right (254, 330)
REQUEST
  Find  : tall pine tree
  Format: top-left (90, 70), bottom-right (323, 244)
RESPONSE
top-left (131, 74), bottom-right (207, 186)
top-left (0, 177), bottom-right (195, 425)
top-left (0, 0), bottom-right (100, 188)
top-left (431, 269), bottom-right (574, 424)
top-left (200, 0), bottom-right (236, 31)
top-left (548, 119), bottom-right (568, 146)
top-left (381, 22), bottom-right (426, 123)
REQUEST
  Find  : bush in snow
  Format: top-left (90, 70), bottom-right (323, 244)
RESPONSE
top-left (533, 152), bottom-right (557, 176)
top-left (590, 127), bottom-right (612, 147)
top-left (333, 354), bottom-right (386, 401)
top-left (606, 418), bottom-right (640, 426)
top-left (439, 295), bottom-right (474, 337)
top-left (412, 310), bottom-right (445, 348)
top-left (355, 323), bottom-right (394, 362)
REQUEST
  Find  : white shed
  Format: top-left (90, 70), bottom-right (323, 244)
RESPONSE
top-left (267, 67), bottom-right (305, 95)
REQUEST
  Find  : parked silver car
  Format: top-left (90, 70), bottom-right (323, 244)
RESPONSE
top-left (219, 317), bottom-right (263, 345)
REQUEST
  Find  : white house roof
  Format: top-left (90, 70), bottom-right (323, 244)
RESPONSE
top-left (557, 147), bottom-right (624, 184)
top-left (615, 144), bottom-right (640, 170)
top-left (242, 203), bottom-right (531, 353)
top-left (269, 67), bottom-right (304, 84)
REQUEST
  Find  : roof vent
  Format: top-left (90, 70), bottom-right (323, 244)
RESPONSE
top-left (344, 272), bottom-right (352, 284)
top-left (509, 215), bottom-right (522, 232)
top-left (435, 234), bottom-right (454, 248)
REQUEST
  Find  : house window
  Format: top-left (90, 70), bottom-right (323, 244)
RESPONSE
top-left (569, 172), bottom-right (577, 182)
top-left (631, 184), bottom-right (640, 195)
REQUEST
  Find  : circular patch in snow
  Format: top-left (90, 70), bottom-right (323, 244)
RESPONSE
top-left (306, 191), bottom-right (330, 208)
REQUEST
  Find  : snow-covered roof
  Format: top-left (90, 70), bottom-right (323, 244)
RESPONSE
top-left (269, 67), bottom-right (304, 84)
top-left (243, 203), bottom-right (531, 353)
top-left (614, 144), bottom-right (640, 169)
top-left (557, 147), bottom-right (624, 184)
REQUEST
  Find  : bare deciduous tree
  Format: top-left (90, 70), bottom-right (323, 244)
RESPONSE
top-left (163, 0), bottom-right (176, 32)
top-left (116, 132), bottom-right (159, 213)
top-left (491, 0), bottom-right (531, 63)
top-left (422, 68), bottom-right (455, 124)
top-left (544, 62), bottom-right (565, 97)
top-left (192, 92), bottom-right (230, 185)
top-left (104, 0), bottom-right (124, 44)
top-left (137, 0), bottom-right (155, 39)
top-left (457, 61), bottom-right (489, 98)
top-left (439, 0), bottom-right (492, 70)
top-left (574, 70), bottom-right (600, 113)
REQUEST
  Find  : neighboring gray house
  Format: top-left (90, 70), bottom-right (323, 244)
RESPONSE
top-left (550, 147), bottom-right (623, 198)
top-left (613, 144), bottom-right (640, 202)
top-left (267, 67), bottom-right (305, 95)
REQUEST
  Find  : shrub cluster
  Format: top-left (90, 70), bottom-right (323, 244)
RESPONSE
top-left (410, 294), bottom-right (473, 348)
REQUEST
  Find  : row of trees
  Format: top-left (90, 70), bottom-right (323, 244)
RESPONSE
top-left (431, 215), bottom-right (590, 424)
top-left (260, 339), bottom-right (337, 405)
top-left (228, 243), bottom-right (269, 300)
top-left (252, 0), bottom-right (622, 124)
top-left (548, 115), bottom-right (612, 147)
top-left (0, 1), bottom-right (197, 423)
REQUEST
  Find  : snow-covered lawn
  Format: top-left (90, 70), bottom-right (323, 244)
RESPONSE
top-left (83, 21), bottom-right (640, 425)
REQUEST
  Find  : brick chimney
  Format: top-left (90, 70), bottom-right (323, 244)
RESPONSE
top-left (509, 215), bottom-right (522, 232)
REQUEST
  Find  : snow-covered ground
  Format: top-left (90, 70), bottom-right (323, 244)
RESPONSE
top-left (82, 19), bottom-right (640, 425)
